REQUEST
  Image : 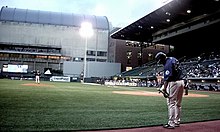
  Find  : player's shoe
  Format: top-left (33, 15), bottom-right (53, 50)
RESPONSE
top-left (175, 123), bottom-right (180, 127)
top-left (163, 124), bottom-right (175, 129)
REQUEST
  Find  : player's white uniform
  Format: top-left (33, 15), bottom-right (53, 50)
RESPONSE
top-left (35, 70), bottom-right (40, 84)
top-left (166, 80), bottom-right (184, 126)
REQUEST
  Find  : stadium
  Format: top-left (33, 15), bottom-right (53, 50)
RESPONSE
top-left (0, 0), bottom-right (220, 131)
top-left (0, 5), bottom-right (117, 81)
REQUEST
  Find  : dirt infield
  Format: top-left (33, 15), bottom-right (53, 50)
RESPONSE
top-left (21, 83), bottom-right (55, 87)
top-left (112, 91), bottom-right (209, 97)
top-left (82, 120), bottom-right (220, 132)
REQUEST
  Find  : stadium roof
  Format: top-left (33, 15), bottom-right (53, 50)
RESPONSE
top-left (110, 0), bottom-right (220, 44)
top-left (0, 6), bottom-right (109, 30)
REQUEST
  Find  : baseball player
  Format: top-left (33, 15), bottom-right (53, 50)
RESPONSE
top-left (35, 70), bottom-right (41, 84)
top-left (155, 52), bottom-right (184, 129)
top-left (184, 78), bottom-right (189, 95)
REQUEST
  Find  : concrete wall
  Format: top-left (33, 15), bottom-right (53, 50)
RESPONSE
top-left (63, 61), bottom-right (121, 78)
top-left (63, 61), bottom-right (83, 77)
top-left (87, 62), bottom-right (121, 77)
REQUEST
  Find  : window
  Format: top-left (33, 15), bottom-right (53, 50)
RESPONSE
top-left (127, 50), bottom-right (132, 64)
top-left (10, 54), bottom-right (22, 58)
top-left (48, 56), bottom-right (60, 60)
top-left (127, 51), bottom-right (132, 59)
top-left (73, 57), bottom-right (83, 61)
top-left (62, 56), bottom-right (72, 61)
top-left (87, 50), bottom-right (96, 56)
top-left (87, 58), bottom-right (95, 61)
top-left (23, 54), bottom-right (35, 59)
top-left (126, 67), bottom-right (132, 71)
top-left (137, 51), bottom-right (142, 59)
top-left (148, 53), bottom-right (153, 61)
top-left (97, 51), bottom-right (107, 56)
top-left (97, 59), bottom-right (106, 62)
top-left (48, 49), bottom-right (60, 54)
top-left (127, 59), bottom-right (131, 64)
top-left (170, 45), bottom-right (174, 52)
top-left (0, 53), bottom-right (9, 58)
top-left (36, 55), bottom-right (47, 59)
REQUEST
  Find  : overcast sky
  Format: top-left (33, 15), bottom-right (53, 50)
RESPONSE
top-left (0, 0), bottom-right (171, 27)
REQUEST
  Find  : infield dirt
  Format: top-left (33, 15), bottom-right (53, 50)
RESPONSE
top-left (21, 83), bottom-right (55, 87)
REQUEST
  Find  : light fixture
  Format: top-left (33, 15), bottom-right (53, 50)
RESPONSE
top-left (165, 12), bottom-right (171, 16)
top-left (79, 21), bottom-right (93, 83)
top-left (138, 25), bottom-right (143, 28)
top-left (187, 10), bottom-right (191, 14)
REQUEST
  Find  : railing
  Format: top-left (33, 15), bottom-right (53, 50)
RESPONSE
top-left (0, 57), bottom-right (61, 63)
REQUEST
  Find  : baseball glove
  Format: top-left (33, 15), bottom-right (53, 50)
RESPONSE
top-left (157, 85), bottom-right (169, 98)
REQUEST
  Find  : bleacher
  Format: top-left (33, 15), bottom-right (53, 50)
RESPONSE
top-left (113, 51), bottom-right (220, 90)
top-left (119, 60), bottom-right (163, 79)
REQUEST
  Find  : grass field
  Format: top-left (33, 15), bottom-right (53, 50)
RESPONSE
top-left (0, 79), bottom-right (220, 131)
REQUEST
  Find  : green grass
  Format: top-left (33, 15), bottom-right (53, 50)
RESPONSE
top-left (0, 79), bottom-right (220, 131)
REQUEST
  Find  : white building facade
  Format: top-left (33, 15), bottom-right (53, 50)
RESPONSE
top-left (0, 6), bottom-right (112, 78)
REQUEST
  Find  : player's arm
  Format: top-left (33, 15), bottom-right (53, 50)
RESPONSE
top-left (163, 67), bottom-right (172, 93)
top-left (162, 63), bottom-right (174, 97)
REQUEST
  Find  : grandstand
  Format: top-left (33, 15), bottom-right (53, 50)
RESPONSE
top-left (110, 0), bottom-right (220, 89)
top-left (110, 51), bottom-right (220, 91)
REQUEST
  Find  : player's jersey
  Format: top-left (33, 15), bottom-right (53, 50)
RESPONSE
top-left (35, 71), bottom-right (40, 76)
top-left (163, 57), bottom-right (183, 82)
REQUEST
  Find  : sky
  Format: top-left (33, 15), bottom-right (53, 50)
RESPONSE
top-left (0, 0), bottom-right (171, 27)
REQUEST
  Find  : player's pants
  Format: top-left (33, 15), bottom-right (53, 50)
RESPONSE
top-left (166, 80), bottom-right (184, 127)
top-left (36, 75), bottom-right (40, 83)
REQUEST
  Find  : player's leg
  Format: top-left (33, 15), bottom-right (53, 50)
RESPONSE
top-left (38, 76), bottom-right (40, 84)
top-left (166, 82), bottom-right (178, 127)
top-left (36, 76), bottom-right (40, 84)
top-left (174, 80), bottom-right (184, 126)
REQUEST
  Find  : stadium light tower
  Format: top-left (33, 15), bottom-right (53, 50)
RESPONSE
top-left (79, 22), bottom-right (93, 83)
